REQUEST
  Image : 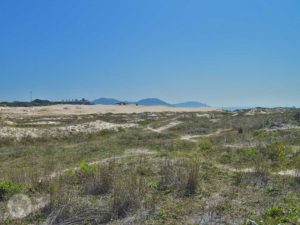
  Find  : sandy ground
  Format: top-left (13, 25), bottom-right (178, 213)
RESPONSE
top-left (0, 104), bottom-right (220, 118)
top-left (147, 121), bottom-right (182, 133)
top-left (216, 164), bottom-right (298, 177)
top-left (180, 129), bottom-right (232, 142)
top-left (0, 105), bottom-right (219, 140)
top-left (223, 143), bottom-right (256, 149)
top-left (0, 120), bottom-right (137, 140)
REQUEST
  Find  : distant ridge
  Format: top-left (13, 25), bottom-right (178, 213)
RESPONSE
top-left (92, 98), bottom-right (120, 105)
top-left (173, 101), bottom-right (208, 108)
top-left (92, 98), bottom-right (208, 107)
top-left (136, 98), bottom-right (171, 106)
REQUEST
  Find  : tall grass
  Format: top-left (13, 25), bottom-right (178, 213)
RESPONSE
top-left (110, 171), bottom-right (145, 218)
top-left (158, 158), bottom-right (201, 196)
top-left (83, 162), bottom-right (114, 195)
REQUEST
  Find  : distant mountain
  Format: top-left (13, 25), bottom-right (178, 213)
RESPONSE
top-left (136, 98), bottom-right (171, 106)
top-left (173, 101), bottom-right (208, 108)
top-left (222, 107), bottom-right (252, 111)
top-left (92, 98), bottom-right (120, 105)
top-left (92, 97), bottom-right (208, 107)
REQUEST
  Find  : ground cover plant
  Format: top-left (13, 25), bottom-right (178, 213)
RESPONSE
top-left (0, 107), bottom-right (299, 224)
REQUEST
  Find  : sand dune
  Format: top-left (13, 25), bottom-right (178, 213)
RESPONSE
top-left (0, 104), bottom-right (220, 118)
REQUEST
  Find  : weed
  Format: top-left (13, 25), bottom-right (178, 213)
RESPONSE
top-left (243, 147), bottom-right (258, 159)
top-left (79, 161), bottom-right (97, 176)
top-left (0, 180), bottom-right (22, 200)
top-left (260, 196), bottom-right (300, 225)
top-left (199, 140), bottom-right (213, 150)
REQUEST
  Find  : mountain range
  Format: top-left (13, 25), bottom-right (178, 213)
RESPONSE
top-left (92, 98), bottom-right (208, 107)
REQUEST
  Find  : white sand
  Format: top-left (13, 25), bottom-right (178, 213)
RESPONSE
top-left (0, 104), bottom-right (220, 118)
top-left (0, 120), bottom-right (137, 140)
top-left (147, 121), bottom-right (182, 133)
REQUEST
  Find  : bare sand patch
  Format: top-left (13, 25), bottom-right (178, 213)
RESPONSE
top-left (196, 113), bottom-right (211, 118)
top-left (0, 120), bottom-right (137, 140)
top-left (180, 129), bottom-right (232, 142)
top-left (216, 164), bottom-right (299, 177)
top-left (265, 124), bottom-right (300, 132)
top-left (245, 109), bottom-right (269, 116)
top-left (180, 135), bottom-right (201, 142)
top-left (23, 121), bottom-right (61, 126)
top-left (147, 121), bottom-right (182, 133)
top-left (223, 143), bottom-right (256, 149)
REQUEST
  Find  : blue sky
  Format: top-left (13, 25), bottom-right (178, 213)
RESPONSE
top-left (1, 0), bottom-right (300, 107)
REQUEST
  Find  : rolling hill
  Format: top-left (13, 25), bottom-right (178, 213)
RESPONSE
top-left (173, 101), bottom-right (208, 107)
top-left (92, 98), bottom-right (120, 105)
top-left (135, 98), bottom-right (171, 106)
top-left (92, 98), bottom-right (208, 107)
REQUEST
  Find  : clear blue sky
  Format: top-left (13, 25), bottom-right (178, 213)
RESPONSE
top-left (1, 0), bottom-right (300, 107)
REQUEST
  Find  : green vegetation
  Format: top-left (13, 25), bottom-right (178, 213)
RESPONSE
top-left (258, 195), bottom-right (300, 225)
top-left (198, 139), bottom-right (214, 150)
top-left (0, 180), bottom-right (22, 200)
top-left (0, 107), bottom-right (300, 224)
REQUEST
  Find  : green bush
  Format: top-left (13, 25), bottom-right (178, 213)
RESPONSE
top-left (262, 206), bottom-right (292, 224)
top-left (267, 143), bottom-right (286, 162)
top-left (219, 153), bottom-right (232, 164)
top-left (255, 130), bottom-right (278, 141)
top-left (0, 180), bottom-right (22, 200)
top-left (265, 206), bottom-right (285, 218)
top-left (259, 195), bottom-right (300, 224)
top-left (79, 161), bottom-right (96, 175)
top-left (198, 140), bottom-right (213, 150)
top-left (243, 147), bottom-right (258, 159)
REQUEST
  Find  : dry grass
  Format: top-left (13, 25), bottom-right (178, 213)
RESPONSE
top-left (158, 158), bottom-right (201, 196)
top-left (83, 162), bottom-right (114, 196)
top-left (110, 171), bottom-right (145, 219)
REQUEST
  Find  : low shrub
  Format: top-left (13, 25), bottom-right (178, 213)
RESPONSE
top-left (219, 152), bottom-right (233, 164)
top-left (264, 206), bottom-right (285, 218)
top-left (243, 147), bottom-right (258, 159)
top-left (267, 143), bottom-right (286, 162)
top-left (199, 140), bottom-right (213, 150)
top-left (0, 180), bottom-right (22, 200)
top-left (79, 161), bottom-right (97, 175)
top-left (260, 196), bottom-right (300, 225)
top-left (254, 130), bottom-right (278, 141)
